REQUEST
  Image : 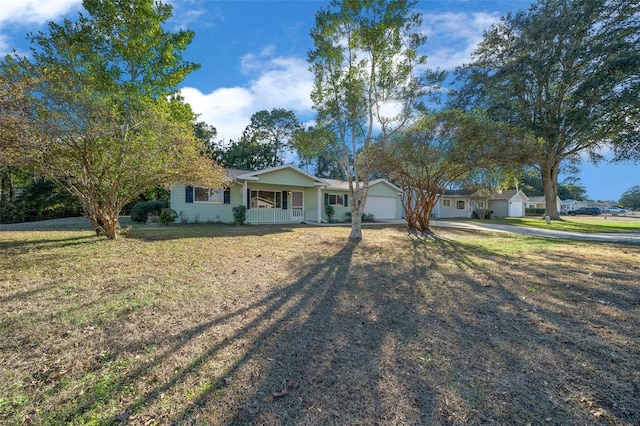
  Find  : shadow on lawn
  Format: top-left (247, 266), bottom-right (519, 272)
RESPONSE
top-left (52, 232), bottom-right (639, 424)
top-left (126, 223), bottom-right (304, 242)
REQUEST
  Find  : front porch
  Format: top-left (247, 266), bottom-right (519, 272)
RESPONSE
top-left (246, 207), bottom-right (316, 224)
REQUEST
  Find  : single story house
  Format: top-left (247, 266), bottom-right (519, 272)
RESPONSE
top-left (526, 195), bottom-right (562, 214)
top-left (169, 164), bottom-right (403, 224)
top-left (560, 199), bottom-right (590, 213)
top-left (487, 189), bottom-right (529, 218)
top-left (430, 189), bottom-right (529, 219)
top-left (431, 190), bottom-right (474, 219)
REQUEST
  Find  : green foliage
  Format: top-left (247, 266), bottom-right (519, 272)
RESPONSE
top-left (619, 185), bottom-right (640, 209)
top-left (0, 0), bottom-right (227, 238)
top-left (130, 200), bottom-right (168, 223)
top-left (309, 0), bottom-right (436, 240)
top-left (324, 204), bottom-right (335, 221)
top-left (472, 210), bottom-right (494, 220)
top-left (159, 208), bottom-right (178, 225)
top-left (525, 208), bottom-right (546, 216)
top-left (232, 205), bottom-right (247, 225)
top-left (454, 0), bottom-right (640, 217)
top-left (214, 138), bottom-right (278, 171)
top-left (344, 211), bottom-right (375, 222)
top-left (0, 176), bottom-right (83, 224)
top-left (241, 109), bottom-right (302, 168)
top-left (375, 109), bottom-right (519, 233)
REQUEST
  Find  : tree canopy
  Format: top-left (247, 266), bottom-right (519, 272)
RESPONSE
top-left (375, 109), bottom-right (522, 234)
top-left (0, 0), bottom-right (227, 238)
top-left (454, 0), bottom-right (640, 219)
top-left (309, 0), bottom-right (432, 240)
top-left (619, 185), bottom-right (640, 210)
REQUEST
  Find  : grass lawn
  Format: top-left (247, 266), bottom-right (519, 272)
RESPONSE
top-left (1, 222), bottom-right (639, 425)
top-left (457, 215), bottom-right (640, 233)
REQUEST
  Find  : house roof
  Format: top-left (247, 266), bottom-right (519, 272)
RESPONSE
top-left (234, 164), bottom-right (329, 187)
top-left (527, 196), bottom-right (546, 203)
top-left (487, 189), bottom-right (529, 201)
top-left (323, 178), bottom-right (401, 192)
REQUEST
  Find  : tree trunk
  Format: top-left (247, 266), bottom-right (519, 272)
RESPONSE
top-left (83, 198), bottom-right (120, 239)
top-left (541, 162), bottom-right (561, 220)
top-left (349, 188), bottom-right (364, 241)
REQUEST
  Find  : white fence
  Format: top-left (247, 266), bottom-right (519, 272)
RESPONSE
top-left (246, 208), bottom-right (306, 224)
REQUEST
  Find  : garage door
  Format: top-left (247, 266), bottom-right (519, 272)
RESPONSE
top-left (508, 201), bottom-right (524, 217)
top-left (365, 196), bottom-right (397, 219)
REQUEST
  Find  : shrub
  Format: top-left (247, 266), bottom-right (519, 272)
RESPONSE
top-left (472, 209), bottom-right (493, 219)
top-left (525, 208), bottom-right (546, 216)
top-left (363, 213), bottom-right (375, 222)
top-left (232, 205), bottom-right (246, 225)
top-left (324, 205), bottom-right (335, 221)
top-left (130, 200), bottom-right (168, 223)
top-left (344, 211), bottom-right (375, 222)
top-left (159, 208), bottom-right (178, 225)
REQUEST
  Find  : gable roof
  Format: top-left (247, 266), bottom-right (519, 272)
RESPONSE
top-left (487, 189), bottom-right (529, 201)
top-left (323, 178), bottom-right (401, 192)
top-left (234, 164), bottom-right (328, 187)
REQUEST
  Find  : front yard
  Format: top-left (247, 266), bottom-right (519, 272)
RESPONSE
top-left (1, 223), bottom-right (639, 424)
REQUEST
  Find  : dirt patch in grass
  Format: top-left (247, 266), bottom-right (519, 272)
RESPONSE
top-left (1, 224), bottom-right (639, 425)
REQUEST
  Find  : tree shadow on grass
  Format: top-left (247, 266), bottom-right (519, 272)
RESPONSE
top-left (28, 227), bottom-right (638, 425)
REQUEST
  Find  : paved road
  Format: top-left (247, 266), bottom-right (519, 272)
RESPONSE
top-left (431, 220), bottom-right (640, 244)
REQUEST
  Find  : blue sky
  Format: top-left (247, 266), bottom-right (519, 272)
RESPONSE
top-left (1, 0), bottom-right (637, 201)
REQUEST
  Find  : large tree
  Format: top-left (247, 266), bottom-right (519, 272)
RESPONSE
top-left (375, 109), bottom-right (523, 235)
top-left (454, 0), bottom-right (640, 220)
top-left (309, 0), bottom-right (432, 240)
top-left (1, 0), bottom-right (226, 238)
top-left (241, 108), bottom-right (302, 168)
top-left (619, 185), bottom-right (640, 210)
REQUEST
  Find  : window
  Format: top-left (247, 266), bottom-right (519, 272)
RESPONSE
top-left (457, 200), bottom-right (466, 210)
top-left (442, 199), bottom-right (451, 208)
top-left (328, 194), bottom-right (344, 206)
top-left (250, 190), bottom-right (282, 208)
top-left (194, 187), bottom-right (223, 203)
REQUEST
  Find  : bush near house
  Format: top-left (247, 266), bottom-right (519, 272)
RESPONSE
top-left (130, 200), bottom-right (169, 223)
top-left (525, 208), bottom-right (546, 216)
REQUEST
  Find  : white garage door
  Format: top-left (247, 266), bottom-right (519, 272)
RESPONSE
top-left (508, 201), bottom-right (524, 217)
top-left (365, 196), bottom-right (397, 219)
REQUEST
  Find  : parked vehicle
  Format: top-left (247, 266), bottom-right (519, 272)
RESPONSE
top-left (567, 207), bottom-right (601, 216)
top-left (604, 207), bottom-right (626, 214)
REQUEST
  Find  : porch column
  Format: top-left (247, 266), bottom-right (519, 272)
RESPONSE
top-left (317, 187), bottom-right (323, 224)
top-left (243, 181), bottom-right (247, 206)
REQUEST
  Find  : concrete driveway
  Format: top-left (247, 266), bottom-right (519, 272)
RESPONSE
top-left (431, 220), bottom-right (640, 244)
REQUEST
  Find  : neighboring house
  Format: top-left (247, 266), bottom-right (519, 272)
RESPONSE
top-left (526, 195), bottom-right (562, 214)
top-left (486, 189), bottom-right (529, 218)
top-left (169, 164), bottom-right (403, 224)
top-left (561, 199), bottom-right (590, 213)
top-left (431, 190), bottom-right (474, 219)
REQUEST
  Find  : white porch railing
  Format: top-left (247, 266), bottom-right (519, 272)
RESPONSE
top-left (246, 208), bottom-right (306, 224)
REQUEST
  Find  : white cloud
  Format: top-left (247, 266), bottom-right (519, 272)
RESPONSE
top-left (0, 0), bottom-right (81, 26)
top-left (180, 52), bottom-right (314, 142)
top-left (421, 11), bottom-right (502, 70)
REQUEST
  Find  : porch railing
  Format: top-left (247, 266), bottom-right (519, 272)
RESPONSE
top-left (246, 208), bottom-right (306, 224)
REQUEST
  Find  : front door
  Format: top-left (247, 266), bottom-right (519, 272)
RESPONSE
top-left (291, 191), bottom-right (303, 220)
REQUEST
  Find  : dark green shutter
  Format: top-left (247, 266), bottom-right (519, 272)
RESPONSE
top-left (324, 193), bottom-right (329, 206)
top-left (186, 186), bottom-right (193, 203)
top-left (246, 188), bottom-right (251, 209)
top-left (223, 187), bottom-right (231, 204)
top-left (343, 194), bottom-right (348, 207)
top-left (282, 191), bottom-right (288, 209)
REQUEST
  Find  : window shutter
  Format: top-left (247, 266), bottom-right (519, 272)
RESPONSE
top-left (282, 191), bottom-right (288, 210)
top-left (186, 186), bottom-right (193, 203)
top-left (324, 193), bottom-right (329, 206)
top-left (343, 194), bottom-right (348, 207)
top-left (246, 188), bottom-right (251, 209)
top-left (223, 187), bottom-right (231, 204)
